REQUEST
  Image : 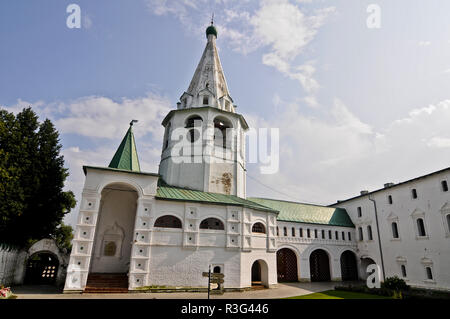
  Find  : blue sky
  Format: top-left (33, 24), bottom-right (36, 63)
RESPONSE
top-left (1, 0), bottom-right (450, 226)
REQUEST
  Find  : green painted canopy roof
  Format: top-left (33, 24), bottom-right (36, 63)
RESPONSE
top-left (156, 184), bottom-right (278, 213)
top-left (247, 197), bottom-right (355, 228)
top-left (108, 124), bottom-right (141, 172)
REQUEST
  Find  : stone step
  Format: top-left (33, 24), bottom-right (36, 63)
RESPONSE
top-left (85, 273), bottom-right (129, 293)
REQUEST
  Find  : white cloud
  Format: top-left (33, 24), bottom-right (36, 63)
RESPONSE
top-left (145, 0), bottom-right (335, 105)
top-left (3, 94), bottom-right (170, 226)
top-left (246, 98), bottom-right (450, 204)
top-left (418, 41), bottom-right (431, 46)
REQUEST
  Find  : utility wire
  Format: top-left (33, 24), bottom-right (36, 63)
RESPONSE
top-left (246, 173), bottom-right (328, 206)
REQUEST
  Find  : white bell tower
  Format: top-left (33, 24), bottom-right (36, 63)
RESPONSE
top-left (158, 22), bottom-right (248, 197)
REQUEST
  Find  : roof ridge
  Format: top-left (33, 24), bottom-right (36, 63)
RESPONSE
top-left (248, 197), bottom-right (331, 209)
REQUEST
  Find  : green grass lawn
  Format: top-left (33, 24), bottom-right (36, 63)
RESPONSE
top-left (285, 290), bottom-right (392, 299)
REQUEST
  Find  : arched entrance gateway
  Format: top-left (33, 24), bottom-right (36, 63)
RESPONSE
top-left (340, 250), bottom-right (358, 281)
top-left (25, 252), bottom-right (59, 285)
top-left (86, 183), bottom-right (139, 292)
top-left (277, 248), bottom-right (298, 282)
top-left (309, 249), bottom-right (331, 282)
top-left (251, 260), bottom-right (269, 288)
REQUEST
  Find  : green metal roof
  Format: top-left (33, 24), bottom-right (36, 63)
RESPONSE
top-left (155, 185), bottom-right (278, 213)
top-left (247, 197), bottom-right (355, 228)
top-left (83, 165), bottom-right (159, 177)
top-left (108, 124), bottom-right (141, 172)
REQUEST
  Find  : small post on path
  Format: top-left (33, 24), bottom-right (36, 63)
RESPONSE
top-left (207, 264), bottom-right (211, 300)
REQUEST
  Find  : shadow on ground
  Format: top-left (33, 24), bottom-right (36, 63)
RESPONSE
top-left (11, 285), bottom-right (63, 294)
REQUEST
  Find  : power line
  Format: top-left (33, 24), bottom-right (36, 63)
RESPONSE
top-left (246, 173), bottom-right (327, 206)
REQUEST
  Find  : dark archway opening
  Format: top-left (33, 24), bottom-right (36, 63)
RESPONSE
top-left (25, 252), bottom-right (59, 285)
top-left (340, 250), bottom-right (358, 281)
top-left (309, 249), bottom-right (331, 282)
top-left (277, 248), bottom-right (298, 282)
top-left (251, 261), bottom-right (262, 286)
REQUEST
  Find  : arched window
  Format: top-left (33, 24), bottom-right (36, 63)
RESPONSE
top-left (442, 180), bottom-right (449, 192)
top-left (163, 122), bottom-right (171, 150)
top-left (447, 214), bottom-right (450, 233)
top-left (328, 230), bottom-right (332, 239)
top-left (392, 222), bottom-right (399, 238)
top-left (401, 265), bottom-right (407, 278)
top-left (154, 215), bottom-right (182, 229)
top-left (185, 116), bottom-right (203, 143)
top-left (200, 218), bottom-right (224, 230)
top-left (335, 231), bottom-right (339, 240)
top-left (367, 225), bottom-right (373, 240)
top-left (388, 195), bottom-right (393, 204)
top-left (358, 227), bottom-right (364, 241)
top-left (203, 95), bottom-right (209, 105)
top-left (426, 267), bottom-right (433, 280)
top-left (307, 229), bottom-right (311, 238)
top-left (213, 117), bottom-right (232, 148)
top-left (417, 218), bottom-right (426, 236)
top-left (314, 229), bottom-right (318, 238)
top-left (252, 222), bottom-right (266, 234)
top-left (299, 228), bottom-right (303, 237)
top-left (276, 226), bottom-right (279, 236)
top-left (213, 266), bottom-right (221, 273)
top-left (348, 232), bottom-right (351, 241)
top-left (342, 231), bottom-right (345, 241)
top-left (321, 230), bottom-right (325, 239)
top-left (291, 227), bottom-right (295, 237)
top-left (283, 227), bottom-right (287, 236)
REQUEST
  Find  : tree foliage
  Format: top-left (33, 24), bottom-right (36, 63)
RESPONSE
top-left (0, 107), bottom-right (76, 246)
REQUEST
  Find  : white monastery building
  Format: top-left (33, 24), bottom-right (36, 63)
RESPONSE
top-left (63, 23), bottom-right (450, 293)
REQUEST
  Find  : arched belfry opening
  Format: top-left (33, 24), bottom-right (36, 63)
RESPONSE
top-left (213, 116), bottom-right (232, 148)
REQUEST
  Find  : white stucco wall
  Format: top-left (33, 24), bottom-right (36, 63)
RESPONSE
top-left (334, 169), bottom-right (450, 290)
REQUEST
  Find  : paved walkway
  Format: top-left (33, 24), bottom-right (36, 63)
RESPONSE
top-left (12, 282), bottom-right (341, 299)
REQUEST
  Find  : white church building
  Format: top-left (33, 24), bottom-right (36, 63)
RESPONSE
top-left (63, 23), bottom-right (450, 293)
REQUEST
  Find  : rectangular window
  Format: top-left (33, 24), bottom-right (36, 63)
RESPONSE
top-left (335, 231), bottom-right (339, 240)
top-left (388, 195), bottom-right (393, 204)
top-left (321, 230), bottom-right (325, 239)
top-left (314, 229), bottom-right (318, 238)
top-left (442, 180), bottom-right (449, 192)
top-left (307, 229), bottom-right (311, 238)
top-left (412, 188), bottom-right (418, 199)
top-left (203, 96), bottom-right (209, 105)
top-left (358, 227), bottom-right (364, 241)
top-left (328, 230), bottom-right (332, 239)
top-left (401, 265), bottom-right (407, 278)
top-left (348, 232), bottom-right (351, 241)
top-left (299, 228), bottom-right (303, 237)
top-left (426, 267), bottom-right (433, 280)
top-left (276, 227), bottom-right (279, 236)
top-left (292, 227), bottom-right (295, 237)
top-left (283, 227), bottom-right (287, 236)
top-left (357, 207), bottom-right (362, 217)
top-left (342, 231), bottom-right (345, 241)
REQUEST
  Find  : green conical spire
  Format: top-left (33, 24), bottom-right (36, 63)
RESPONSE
top-left (108, 121), bottom-right (141, 172)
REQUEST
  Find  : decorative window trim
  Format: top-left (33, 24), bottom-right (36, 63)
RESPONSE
top-left (411, 209), bottom-right (429, 239)
top-left (440, 203), bottom-right (450, 238)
